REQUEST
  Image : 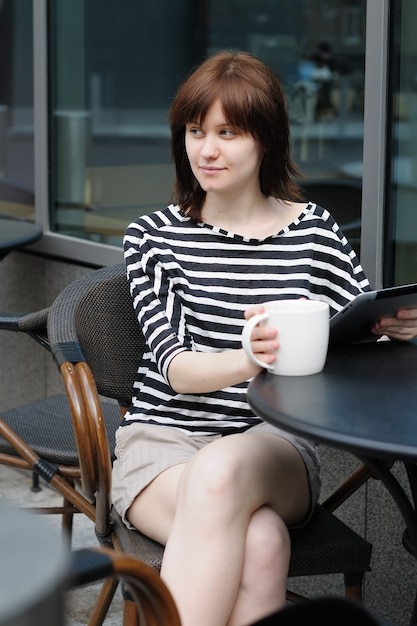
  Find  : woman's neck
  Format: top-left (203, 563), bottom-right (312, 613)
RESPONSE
top-left (201, 189), bottom-right (268, 227)
top-left (201, 195), bottom-right (306, 240)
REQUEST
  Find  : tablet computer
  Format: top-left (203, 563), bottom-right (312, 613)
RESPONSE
top-left (329, 283), bottom-right (417, 346)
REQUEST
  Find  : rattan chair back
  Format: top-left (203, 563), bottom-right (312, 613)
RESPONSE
top-left (48, 263), bottom-right (145, 407)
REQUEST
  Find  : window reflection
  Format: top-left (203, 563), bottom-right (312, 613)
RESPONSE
top-left (49, 0), bottom-right (366, 252)
top-left (0, 0), bottom-right (34, 220)
top-left (385, 0), bottom-right (417, 285)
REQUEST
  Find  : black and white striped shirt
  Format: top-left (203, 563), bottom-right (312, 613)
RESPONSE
top-left (123, 202), bottom-right (370, 435)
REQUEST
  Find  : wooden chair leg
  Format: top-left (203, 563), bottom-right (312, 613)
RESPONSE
top-left (62, 495), bottom-right (74, 543)
top-left (344, 572), bottom-right (364, 603)
top-left (31, 471), bottom-right (42, 492)
top-left (87, 577), bottom-right (119, 626)
top-left (123, 598), bottom-right (140, 626)
top-left (286, 589), bottom-right (309, 603)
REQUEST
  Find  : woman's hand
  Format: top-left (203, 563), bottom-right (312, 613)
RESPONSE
top-left (244, 305), bottom-right (279, 367)
top-left (372, 308), bottom-right (417, 342)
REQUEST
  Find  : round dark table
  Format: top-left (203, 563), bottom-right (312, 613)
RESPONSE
top-left (247, 340), bottom-right (417, 624)
top-left (0, 500), bottom-right (68, 624)
top-left (248, 341), bottom-right (417, 462)
top-left (0, 215), bottom-right (42, 260)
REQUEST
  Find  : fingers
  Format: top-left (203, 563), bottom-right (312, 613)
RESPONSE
top-left (250, 324), bottom-right (278, 342)
top-left (243, 307), bottom-right (279, 365)
top-left (372, 308), bottom-right (417, 342)
top-left (249, 323), bottom-right (279, 364)
top-left (244, 305), bottom-right (266, 321)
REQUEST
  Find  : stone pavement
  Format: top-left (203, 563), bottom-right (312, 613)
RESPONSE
top-left (0, 464), bottom-right (123, 625)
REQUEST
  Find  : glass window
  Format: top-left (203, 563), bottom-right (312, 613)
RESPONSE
top-left (384, 0), bottom-right (417, 285)
top-left (48, 0), bottom-right (366, 255)
top-left (0, 0), bottom-right (34, 220)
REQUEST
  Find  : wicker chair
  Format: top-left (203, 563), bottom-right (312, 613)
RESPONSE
top-left (69, 547), bottom-right (181, 626)
top-left (0, 309), bottom-right (122, 540)
top-left (298, 178), bottom-right (362, 257)
top-left (0, 263), bottom-right (373, 624)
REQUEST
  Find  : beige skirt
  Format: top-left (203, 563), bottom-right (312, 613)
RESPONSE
top-left (111, 420), bottom-right (321, 530)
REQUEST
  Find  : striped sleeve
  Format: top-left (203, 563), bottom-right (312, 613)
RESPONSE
top-left (124, 214), bottom-right (189, 382)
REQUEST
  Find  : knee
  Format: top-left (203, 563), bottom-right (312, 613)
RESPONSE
top-left (245, 507), bottom-right (291, 577)
top-left (178, 443), bottom-right (244, 509)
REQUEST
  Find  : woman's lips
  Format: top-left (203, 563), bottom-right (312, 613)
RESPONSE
top-left (199, 166), bottom-right (224, 173)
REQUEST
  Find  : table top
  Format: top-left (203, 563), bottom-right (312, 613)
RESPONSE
top-left (247, 340), bottom-right (417, 462)
top-left (0, 501), bottom-right (68, 621)
top-left (0, 215), bottom-right (42, 258)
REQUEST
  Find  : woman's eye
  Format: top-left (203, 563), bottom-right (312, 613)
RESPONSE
top-left (220, 129), bottom-right (236, 137)
top-left (189, 127), bottom-right (203, 136)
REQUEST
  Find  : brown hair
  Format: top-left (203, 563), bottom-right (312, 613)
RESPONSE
top-left (169, 50), bottom-right (302, 220)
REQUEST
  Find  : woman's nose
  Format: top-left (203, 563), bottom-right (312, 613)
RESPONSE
top-left (200, 135), bottom-right (219, 159)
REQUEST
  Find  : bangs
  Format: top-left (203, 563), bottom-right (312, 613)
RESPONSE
top-left (171, 72), bottom-right (265, 137)
top-left (217, 77), bottom-right (262, 133)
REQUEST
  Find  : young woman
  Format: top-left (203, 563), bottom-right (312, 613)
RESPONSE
top-left (112, 51), bottom-right (417, 626)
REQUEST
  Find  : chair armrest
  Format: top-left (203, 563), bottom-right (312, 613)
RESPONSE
top-left (68, 548), bottom-right (181, 626)
top-left (0, 308), bottom-right (50, 350)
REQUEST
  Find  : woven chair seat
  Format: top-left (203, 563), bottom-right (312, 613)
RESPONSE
top-left (111, 506), bottom-right (165, 572)
top-left (0, 394), bottom-right (121, 465)
top-left (288, 504), bottom-right (371, 577)
top-left (111, 506), bottom-right (164, 602)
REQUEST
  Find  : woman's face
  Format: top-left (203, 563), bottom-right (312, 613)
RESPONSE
top-left (185, 99), bottom-right (263, 197)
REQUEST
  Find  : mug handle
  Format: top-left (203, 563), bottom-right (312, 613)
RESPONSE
top-left (241, 312), bottom-right (274, 371)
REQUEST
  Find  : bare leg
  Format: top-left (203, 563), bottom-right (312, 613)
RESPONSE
top-left (227, 505), bottom-right (291, 626)
top-left (127, 431), bottom-right (311, 626)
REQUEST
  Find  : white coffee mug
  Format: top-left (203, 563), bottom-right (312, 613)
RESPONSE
top-left (242, 299), bottom-right (330, 376)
